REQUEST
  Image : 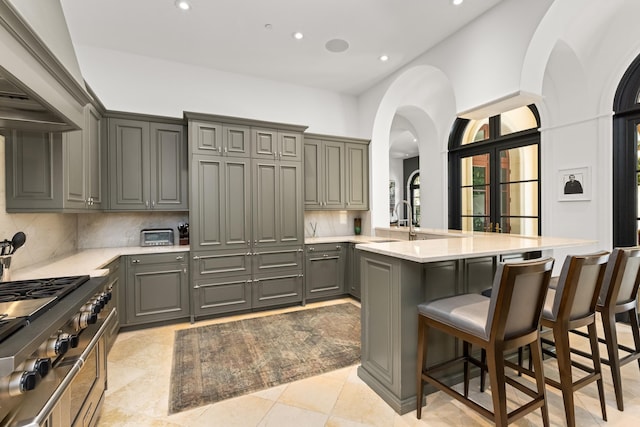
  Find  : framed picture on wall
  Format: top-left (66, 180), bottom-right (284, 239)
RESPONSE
top-left (558, 166), bottom-right (591, 201)
top-left (389, 180), bottom-right (396, 216)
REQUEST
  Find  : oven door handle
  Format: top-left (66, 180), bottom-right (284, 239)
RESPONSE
top-left (29, 308), bottom-right (117, 426)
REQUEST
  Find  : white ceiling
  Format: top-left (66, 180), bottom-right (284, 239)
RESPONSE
top-left (60, 0), bottom-right (503, 96)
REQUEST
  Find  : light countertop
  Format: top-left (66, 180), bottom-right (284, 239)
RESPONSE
top-left (10, 246), bottom-right (190, 281)
top-left (357, 230), bottom-right (595, 263)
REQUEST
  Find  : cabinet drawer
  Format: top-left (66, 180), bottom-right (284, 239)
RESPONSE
top-left (253, 247), bottom-right (303, 274)
top-left (305, 243), bottom-right (345, 253)
top-left (192, 250), bottom-right (252, 277)
top-left (252, 272), bottom-right (303, 308)
top-left (193, 276), bottom-right (252, 316)
top-left (128, 252), bottom-right (187, 265)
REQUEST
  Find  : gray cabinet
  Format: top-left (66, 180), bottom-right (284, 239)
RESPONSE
top-left (252, 159), bottom-right (304, 248)
top-left (5, 105), bottom-right (103, 212)
top-left (123, 252), bottom-right (189, 326)
top-left (103, 257), bottom-right (121, 353)
top-left (346, 243), bottom-right (362, 299)
top-left (190, 155), bottom-right (251, 251)
top-left (189, 120), bottom-right (251, 158)
top-left (187, 113), bottom-right (307, 318)
top-left (304, 133), bottom-right (369, 210)
top-left (107, 117), bottom-right (187, 211)
top-left (252, 127), bottom-right (302, 161)
top-left (304, 243), bottom-right (346, 301)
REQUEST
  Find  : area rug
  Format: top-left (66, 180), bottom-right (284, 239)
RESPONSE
top-left (169, 303), bottom-right (361, 414)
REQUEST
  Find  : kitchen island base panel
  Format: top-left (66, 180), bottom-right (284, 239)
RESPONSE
top-left (357, 250), bottom-right (537, 415)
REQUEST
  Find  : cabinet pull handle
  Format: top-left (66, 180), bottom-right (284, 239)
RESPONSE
top-left (218, 147), bottom-right (222, 153)
top-left (336, 245), bottom-right (341, 250)
top-left (152, 200), bottom-right (155, 208)
top-left (246, 252), bottom-right (252, 256)
top-left (323, 254), bottom-right (329, 257)
top-left (176, 256), bottom-right (184, 260)
top-left (224, 147), bottom-right (228, 153)
top-left (193, 256), bottom-right (200, 260)
top-left (131, 259), bottom-right (140, 264)
top-left (183, 268), bottom-right (187, 274)
top-left (308, 247), bottom-right (315, 252)
top-left (145, 200), bottom-right (149, 208)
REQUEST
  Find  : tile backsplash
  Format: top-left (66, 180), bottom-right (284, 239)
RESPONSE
top-left (304, 210), bottom-right (370, 238)
top-left (77, 212), bottom-right (188, 248)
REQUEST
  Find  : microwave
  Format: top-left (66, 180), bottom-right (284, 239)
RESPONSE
top-left (140, 228), bottom-right (174, 246)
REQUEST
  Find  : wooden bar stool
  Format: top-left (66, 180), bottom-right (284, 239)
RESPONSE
top-left (416, 257), bottom-right (554, 426)
top-left (537, 251), bottom-right (610, 427)
top-left (570, 247), bottom-right (640, 411)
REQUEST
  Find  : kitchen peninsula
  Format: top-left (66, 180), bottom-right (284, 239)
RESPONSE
top-left (355, 230), bottom-right (594, 414)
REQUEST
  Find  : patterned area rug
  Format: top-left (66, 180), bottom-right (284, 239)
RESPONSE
top-left (169, 303), bottom-right (361, 414)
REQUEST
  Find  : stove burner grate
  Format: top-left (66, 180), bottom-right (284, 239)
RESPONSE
top-left (0, 276), bottom-right (90, 303)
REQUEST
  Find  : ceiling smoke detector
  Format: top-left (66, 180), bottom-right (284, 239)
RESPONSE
top-left (325, 39), bottom-right (350, 53)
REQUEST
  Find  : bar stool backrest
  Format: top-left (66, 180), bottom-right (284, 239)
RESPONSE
top-left (486, 257), bottom-right (554, 341)
top-left (600, 247), bottom-right (640, 307)
top-left (550, 252), bottom-right (609, 321)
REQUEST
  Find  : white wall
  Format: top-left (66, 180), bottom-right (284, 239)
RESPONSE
top-left (73, 45), bottom-right (361, 138)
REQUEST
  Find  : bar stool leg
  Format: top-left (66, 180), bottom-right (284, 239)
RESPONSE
top-left (601, 309), bottom-right (624, 411)
top-left (631, 307), bottom-right (640, 371)
top-left (553, 327), bottom-right (576, 427)
top-left (463, 341), bottom-right (471, 397)
top-left (530, 339), bottom-right (550, 427)
top-left (587, 322), bottom-right (607, 421)
top-left (486, 346), bottom-right (508, 426)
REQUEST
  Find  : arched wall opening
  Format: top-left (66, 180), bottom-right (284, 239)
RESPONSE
top-left (367, 65), bottom-right (456, 233)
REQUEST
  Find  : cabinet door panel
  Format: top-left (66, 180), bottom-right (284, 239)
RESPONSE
top-left (224, 159), bottom-right (251, 247)
top-left (252, 128), bottom-right (277, 158)
top-left (190, 121), bottom-right (222, 155)
top-left (305, 251), bottom-right (345, 299)
top-left (63, 129), bottom-right (86, 207)
top-left (323, 141), bottom-right (345, 208)
top-left (86, 106), bottom-right (102, 208)
top-left (279, 162), bottom-right (303, 244)
top-left (253, 247), bottom-right (303, 274)
top-left (279, 131), bottom-right (302, 161)
top-left (345, 143), bottom-right (368, 209)
top-left (253, 160), bottom-right (278, 246)
top-left (109, 119), bottom-right (149, 209)
top-left (193, 276), bottom-right (251, 316)
top-left (127, 264), bottom-right (188, 325)
top-left (6, 130), bottom-right (58, 204)
top-left (223, 125), bottom-right (250, 157)
top-left (191, 156), bottom-right (223, 250)
top-left (150, 123), bottom-right (187, 209)
top-left (303, 139), bottom-right (322, 208)
top-left (253, 273), bottom-right (302, 308)
top-left (192, 250), bottom-right (252, 277)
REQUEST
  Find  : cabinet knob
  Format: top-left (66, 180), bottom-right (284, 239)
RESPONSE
top-left (308, 247), bottom-right (315, 252)
top-left (336, 245), bottom-right (342, 250)
top-left (131, 259), bottom-right (140, 264)
top-left (323, 254), bottom-right (329, 257)
top-left (176, 256), bottom-right (184, 261)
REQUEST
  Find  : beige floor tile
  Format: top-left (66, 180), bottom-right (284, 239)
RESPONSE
top-left (251, 383), bottom-right (288, 402)
top-left (331, 381), bottom-right (397, 427)
top-left (190, 395), bottom-right (274, 427)
top-left (257, 402), bottom-right (328, 427)
top-left (278, 374), bottom-right (345, 413)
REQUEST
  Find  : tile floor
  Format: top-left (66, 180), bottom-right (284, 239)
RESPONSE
top-left (96, 298), bottom-right (640, 426)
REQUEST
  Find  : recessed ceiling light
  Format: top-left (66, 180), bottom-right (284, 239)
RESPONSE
top-left (452, 0), bottom-right (464, 5)
top-left (413, 138), bottom-right (417, 142)
top-left (175, 0), bottom-right (191, 10)
top-left (325, 39), bottom-right (350, 53)
top-left (379, 55), bottom-right (389, 62)
top-left (292, 32), bottom-right (304, 40)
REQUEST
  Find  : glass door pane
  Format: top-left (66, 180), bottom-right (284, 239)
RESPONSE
top-left (636, 123), bottom-right (640, 243)
top-left (498, 145), bottom-right (539, 235)
top-left (461, 154), bottom-right (490, 231)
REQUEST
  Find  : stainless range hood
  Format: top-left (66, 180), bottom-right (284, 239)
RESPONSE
top-left (0, 0), bottom-right (90, 133)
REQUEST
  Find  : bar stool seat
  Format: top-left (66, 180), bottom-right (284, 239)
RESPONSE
top-left (416, 257), bottom-right (554, 426)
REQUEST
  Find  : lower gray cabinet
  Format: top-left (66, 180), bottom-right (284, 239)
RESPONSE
top-left (124, 252), bottom-right (189, 326)
top-left (304, 243), bottom-right (346, 301)
top-left (346, 243), bottom-right (362, 299)
top-left (104, 258), bottom-right (121, 352)
top-left (190, 245), bottom-right (303, 319)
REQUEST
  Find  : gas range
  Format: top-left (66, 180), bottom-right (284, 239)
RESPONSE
top-left (0, 275), bottom-right (116, 426)
top-left (0, 276), bottom-right (90, 343)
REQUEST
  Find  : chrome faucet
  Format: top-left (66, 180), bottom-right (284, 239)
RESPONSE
top-left (395, 200), bottom-right (417, 240)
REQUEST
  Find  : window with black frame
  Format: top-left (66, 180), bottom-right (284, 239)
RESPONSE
top-left (448, 105), bottom-right (541, 236)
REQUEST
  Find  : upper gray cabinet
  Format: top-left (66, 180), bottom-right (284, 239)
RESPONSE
top-left (107, 116), bottom-right (188, 211)
top-left (189, 120), bottom-right (250, 158)
top-left (304, 133), bottom-right (369, 211)
top-left (252, 128), bottom-right (302, 161)
top-left (4, 104), bottom-right (103, 212)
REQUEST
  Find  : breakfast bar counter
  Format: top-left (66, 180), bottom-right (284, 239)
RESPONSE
top-left (354, 230), bottom-right (594, 414)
